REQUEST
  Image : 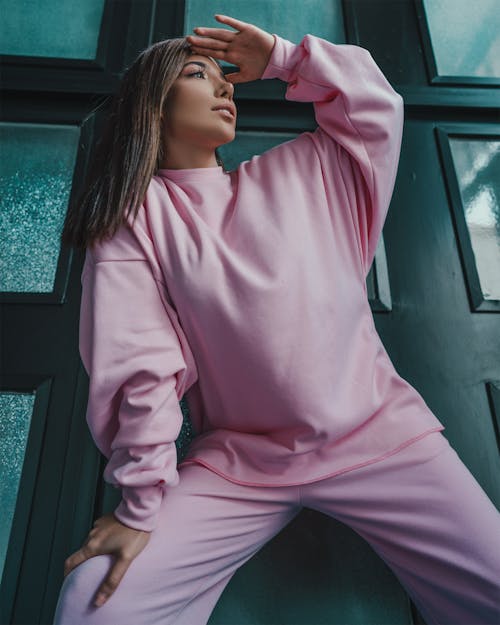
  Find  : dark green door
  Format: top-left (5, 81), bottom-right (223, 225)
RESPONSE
top-left (1, 1), bottom-right (498, 624)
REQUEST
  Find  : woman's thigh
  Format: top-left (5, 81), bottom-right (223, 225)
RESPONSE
top-left (53, 463), bottom-right (301, 625)
top-left (300, 432), bottom-right (500, 625)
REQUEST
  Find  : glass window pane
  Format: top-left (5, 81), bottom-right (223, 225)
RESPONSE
top-left (0, 392), bottom-right (35, 585)
top-left (0, 0), bottom-right (105, 60)
top-left (185, 0), bottom-right (346, 59)
top-left (0, 122), bottom-right (80, 293)
top-left (449, 138), bottom-right (500, 301)
top-left (177, 398), bottom-right (195, 461)
top-left (422, 0), bottom-right (500, 78)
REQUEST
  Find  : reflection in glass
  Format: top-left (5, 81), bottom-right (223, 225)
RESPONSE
top-left (0, 123), bottom-right (80, 293)
top-left (449, 138), bottom-right (500, 300)
top-left (422, 0), bottom-right (500, 78)
top-left (0, 392), bottom-right (35, 585)
top-left (0, 0), bottom-right (105, 59)
top-left (185, 0), bottom-right (346, 59)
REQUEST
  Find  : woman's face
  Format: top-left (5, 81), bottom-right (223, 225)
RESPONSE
top-left (162, 54), bottom-right (236, 154)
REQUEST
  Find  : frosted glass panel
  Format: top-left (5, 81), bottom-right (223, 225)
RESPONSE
top-left (219, 130), bottom-right (298, 172)
top-left (422, 0), bottom-right (500, 78)
top-left (0, 392), bottom-right (35, 585)
top-left (449, 138), bottom-right (500, 301)
top-left (185, 0), bottom-right (345, 61)
top-left (177, 398), bottom-right (195, 461)
top-left (0, 122), bottom-right (80, 293)
top-left (0, 0), bottom-right (105, 59)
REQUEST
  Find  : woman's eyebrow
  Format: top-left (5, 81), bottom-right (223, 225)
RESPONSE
top-left (182, 61), bottom-right (226, 81)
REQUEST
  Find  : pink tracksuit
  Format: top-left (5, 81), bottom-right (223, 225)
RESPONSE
top-left (53, 32), bottom-right (500, 624)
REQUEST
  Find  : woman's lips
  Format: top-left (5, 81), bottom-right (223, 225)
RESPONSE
top-left (213, 108), bottom-right (235, 120)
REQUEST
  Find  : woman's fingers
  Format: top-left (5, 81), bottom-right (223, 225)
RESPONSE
top-left (93, 555), bottom-right (132, 607)
top-left (189, 13), bottom-right (250, 50)
top-left (63, 544), bottom-right (93, 578)
top-left (192, 26), bottom-right (237, 41)
top-left (214, 13), bottom-right (247, 31)
top-left (62, 513), bottom-right (152, 610)
top-left (188, 35), bottom-right (228, 51)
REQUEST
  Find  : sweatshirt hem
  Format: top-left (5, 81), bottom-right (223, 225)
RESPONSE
top-left (177, 426), bottom-right (445, 488)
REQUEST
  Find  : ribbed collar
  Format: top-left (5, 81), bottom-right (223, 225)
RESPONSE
top-left (156, 165), bottom-right (228, 181)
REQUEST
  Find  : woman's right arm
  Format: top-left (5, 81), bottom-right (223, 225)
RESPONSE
top-left (63, 223), bottom-right (197, 606)
top-left (80, 250), bottom-right (190, 531)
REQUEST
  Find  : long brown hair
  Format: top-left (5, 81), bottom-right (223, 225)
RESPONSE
top-left (61, 37), bottom-right (225, 251)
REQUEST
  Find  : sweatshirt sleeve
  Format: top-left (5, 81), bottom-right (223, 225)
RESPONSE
top-left (79, 236), bottom-right (192, 532)
top-left (261, 33), bottom-right (404, 278)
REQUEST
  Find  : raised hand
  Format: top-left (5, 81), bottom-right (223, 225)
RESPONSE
top-left (63, 513), bottom-right (151, 607)
top-left (186, 14), bottom-right (276, 84)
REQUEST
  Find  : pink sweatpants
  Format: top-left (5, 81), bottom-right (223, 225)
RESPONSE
top-left (53, 432), bottom-right (500, 625)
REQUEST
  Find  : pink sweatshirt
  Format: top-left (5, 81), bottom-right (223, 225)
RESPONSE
top-left (79, 33), bottom-right (445, 532)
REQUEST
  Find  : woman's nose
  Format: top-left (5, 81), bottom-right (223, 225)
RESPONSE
top-left (218, 78), bottom-right (234, 99)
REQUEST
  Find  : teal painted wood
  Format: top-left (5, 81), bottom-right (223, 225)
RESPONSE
top-left (208, 510), bottom-right (414, 625)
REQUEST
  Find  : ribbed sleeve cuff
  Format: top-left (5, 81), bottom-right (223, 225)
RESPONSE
top-left (113, 484), bottom-right (166, 532)
top-left (260, 33), bottom-right (305, 82)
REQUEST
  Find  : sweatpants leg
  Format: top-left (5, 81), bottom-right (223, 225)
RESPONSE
top-left (300, 431), bottom-right (500, 625)
top-left (53, 462), bottom-right (301, 625)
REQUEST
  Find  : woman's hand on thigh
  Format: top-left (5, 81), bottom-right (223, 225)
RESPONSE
top-left (63, 513), bottom-right (151, 607)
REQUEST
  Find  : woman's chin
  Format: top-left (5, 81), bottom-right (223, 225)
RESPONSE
top-left (216, 130), bottom-right (236, 146)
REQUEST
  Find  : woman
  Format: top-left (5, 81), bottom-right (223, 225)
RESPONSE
top-left (54, 13), bottom-right (500, 625)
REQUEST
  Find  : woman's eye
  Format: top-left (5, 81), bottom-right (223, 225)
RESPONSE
top-left (188, 70), bottom-right (206, 78)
